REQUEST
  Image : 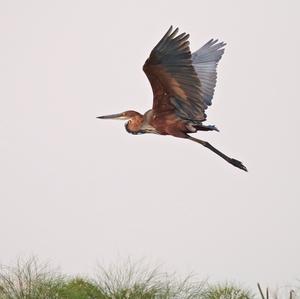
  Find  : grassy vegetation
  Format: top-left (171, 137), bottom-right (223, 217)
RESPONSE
top-left (0, 257), bottom-right (297, 299)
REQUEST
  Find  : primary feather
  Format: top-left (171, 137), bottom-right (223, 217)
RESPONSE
top-left (192, 39), bottom-right (226, 106)
top-left (143, 26), bottom-right (225, 122)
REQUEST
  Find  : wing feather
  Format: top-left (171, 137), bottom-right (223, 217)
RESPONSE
top-left (192, 39), bottom-right (226, 106)
top-left (143, 27), bottom-right (225, 121)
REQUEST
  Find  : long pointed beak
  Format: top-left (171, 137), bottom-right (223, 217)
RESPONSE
top-left (96, 113), bottom-right (128, 120)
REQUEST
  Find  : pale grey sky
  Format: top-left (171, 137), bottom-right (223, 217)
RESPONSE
top-left (0, 0), bottom-right (299, 288)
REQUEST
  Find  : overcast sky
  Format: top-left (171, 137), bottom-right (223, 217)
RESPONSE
top-left (0, 0), bottom-right (299, 288)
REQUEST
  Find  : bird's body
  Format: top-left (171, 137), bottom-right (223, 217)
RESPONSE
top-left (125, 109), bottom-right (216, 137)
top-left (98, 26), bottom-right (247, 171)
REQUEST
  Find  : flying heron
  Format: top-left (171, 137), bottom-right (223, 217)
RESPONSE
top-left (98, 26), bottom-right (247, 171)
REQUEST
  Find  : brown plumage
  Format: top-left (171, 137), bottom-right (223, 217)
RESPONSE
top-left (98, 26), bottom-right (247, 171)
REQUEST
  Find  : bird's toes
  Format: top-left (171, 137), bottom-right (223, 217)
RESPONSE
top-left (230, 158), bottom-right (248, 172)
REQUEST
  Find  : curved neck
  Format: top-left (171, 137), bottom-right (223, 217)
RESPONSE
top-left (126, 113), bottom-right (144, 134)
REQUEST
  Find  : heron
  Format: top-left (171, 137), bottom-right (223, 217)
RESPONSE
top-left (97, 26), bottom-right (247, 171)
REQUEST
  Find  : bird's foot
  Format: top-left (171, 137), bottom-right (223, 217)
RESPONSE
top-left (229, 158), bottom-right (248, 172)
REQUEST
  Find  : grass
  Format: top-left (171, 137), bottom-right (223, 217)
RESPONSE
top-left (0, 257), bottom-right (64, 299)
top-left (0, 257), bottom-right (297, 299)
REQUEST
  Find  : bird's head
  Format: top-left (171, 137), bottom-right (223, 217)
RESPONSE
top-left (97, 110), bottom-right (144, 135)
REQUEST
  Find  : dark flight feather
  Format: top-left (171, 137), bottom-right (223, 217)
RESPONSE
top-left (143, 26), bottom-right (225, 122)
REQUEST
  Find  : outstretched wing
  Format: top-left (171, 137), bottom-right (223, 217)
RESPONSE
top-left (143, 26), bottom-right (225, 121)
top-left (192, 39), bottom-right (225, 107)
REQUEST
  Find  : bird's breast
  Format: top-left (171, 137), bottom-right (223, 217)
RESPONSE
top-left (140, 109), bottom-right (159, 134)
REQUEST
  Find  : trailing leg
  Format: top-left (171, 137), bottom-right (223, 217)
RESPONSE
top-left (188, 136), bottom-right (247, 171)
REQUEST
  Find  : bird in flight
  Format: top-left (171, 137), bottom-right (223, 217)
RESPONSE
top-left (98, 26), bottom-right (247, 171)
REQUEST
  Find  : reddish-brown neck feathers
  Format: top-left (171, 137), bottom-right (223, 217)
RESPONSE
top-left (124, 111), bottom-right (144, 134)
